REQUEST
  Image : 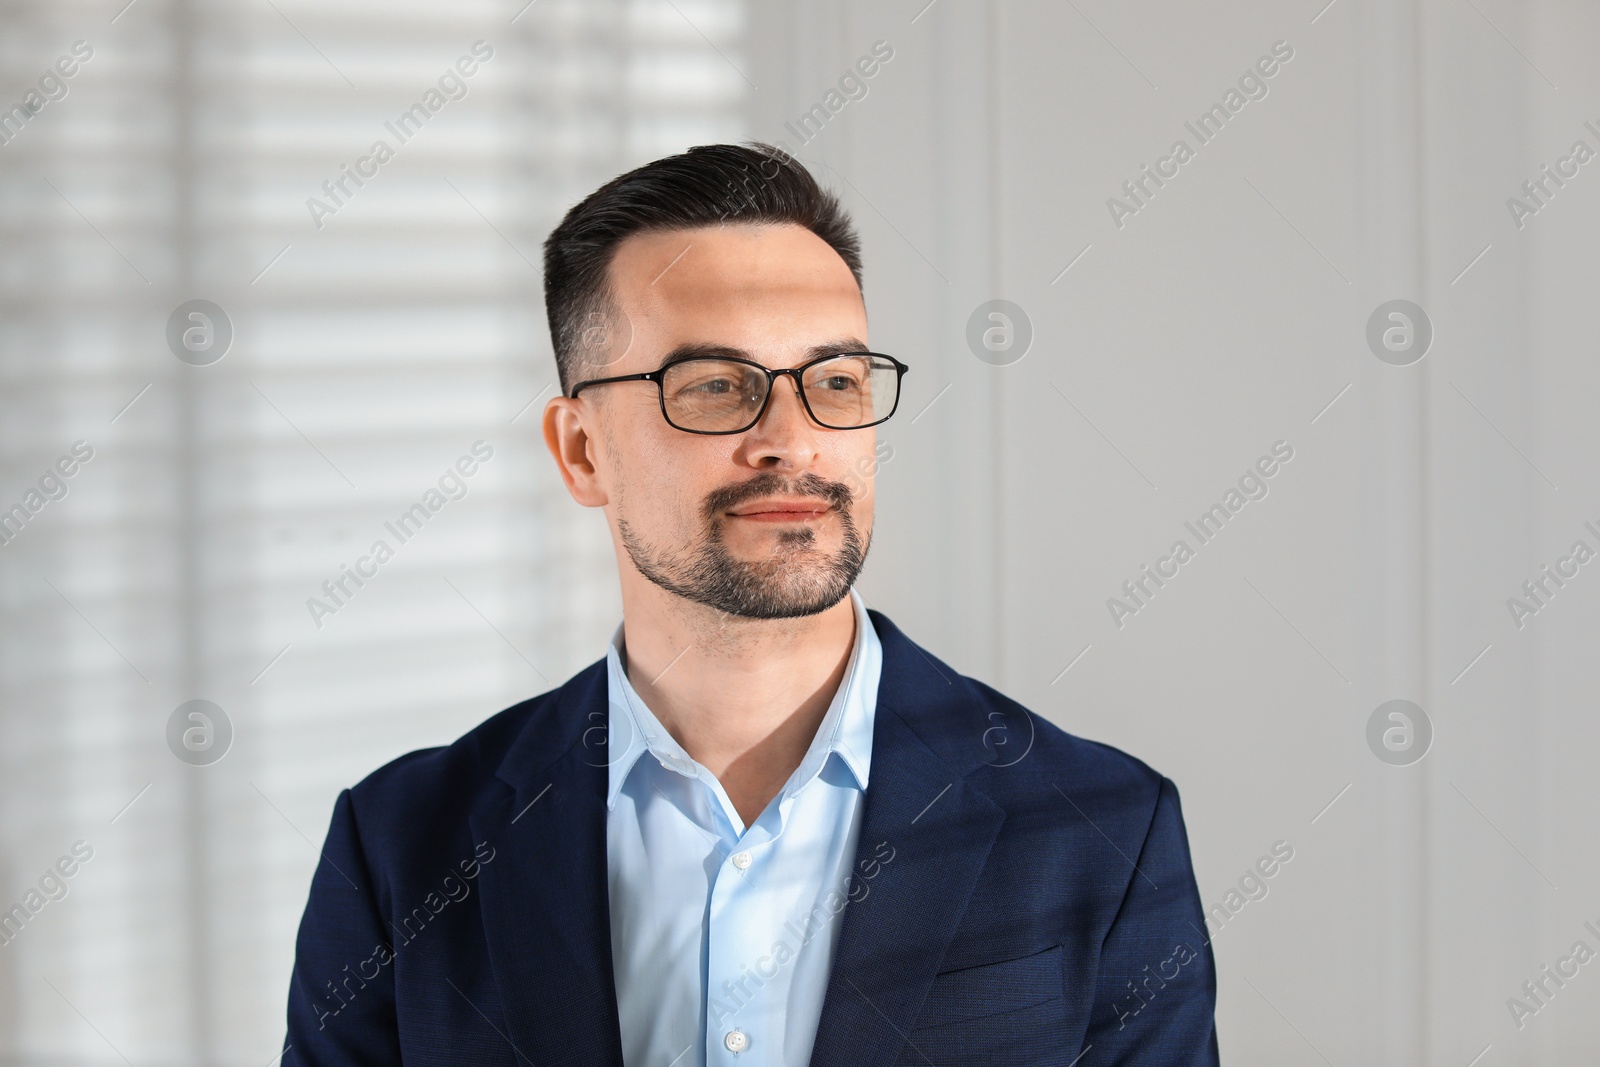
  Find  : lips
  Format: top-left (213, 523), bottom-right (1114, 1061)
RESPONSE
top-left (727, 498), bottom-right (833, 519)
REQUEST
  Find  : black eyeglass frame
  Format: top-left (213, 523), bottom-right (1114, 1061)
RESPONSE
top-left (567, 351), bottom-right (910, 435)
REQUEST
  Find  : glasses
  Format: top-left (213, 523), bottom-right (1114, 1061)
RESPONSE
top-left (568, 351), bottom-right (909, 435)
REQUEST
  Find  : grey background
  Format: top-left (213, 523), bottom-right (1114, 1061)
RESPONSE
top-left (1, 0), bottom-right (1596, 1063)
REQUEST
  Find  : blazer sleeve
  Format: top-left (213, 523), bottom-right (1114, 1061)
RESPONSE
top-left (283, 788), bottom-right (403, 1066)
top-left (1082, 776), bottom-right (1220, 1066)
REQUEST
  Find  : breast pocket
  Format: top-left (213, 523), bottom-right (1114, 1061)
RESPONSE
top-left (917, 943), bottom-right (1065, 1024)
top-left (897, 944), bottom-right (1073, 1066)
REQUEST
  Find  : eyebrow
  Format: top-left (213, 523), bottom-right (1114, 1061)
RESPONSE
top-left (655, 337), bottom-right (868, 370)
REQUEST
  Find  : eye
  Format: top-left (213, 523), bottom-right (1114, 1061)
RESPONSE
top-left (669, 362), bottom-right (764, 402)
top-left (805, 355), bottom-right (873, 394)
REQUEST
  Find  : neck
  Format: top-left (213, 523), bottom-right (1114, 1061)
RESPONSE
top-left (617, 581), bottom-right (858, 826)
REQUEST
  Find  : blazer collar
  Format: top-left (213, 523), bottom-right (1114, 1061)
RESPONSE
top-left (469, 608), bottom-right (1003, 1067)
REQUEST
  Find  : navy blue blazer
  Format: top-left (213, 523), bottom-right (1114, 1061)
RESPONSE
top-left (284, 609), bottom-right (1220, 1066)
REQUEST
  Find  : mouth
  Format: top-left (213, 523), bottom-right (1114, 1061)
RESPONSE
top-left (726, 498), bottom-right (834, 523)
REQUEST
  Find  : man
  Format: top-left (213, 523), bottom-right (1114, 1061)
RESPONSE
top-left (283, 142), bottom-right (1219, 1066)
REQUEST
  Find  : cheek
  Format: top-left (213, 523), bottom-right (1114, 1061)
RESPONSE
top-left (618, 431), bottom-right (730, 517)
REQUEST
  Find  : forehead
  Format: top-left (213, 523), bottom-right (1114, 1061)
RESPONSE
top-left (605, 223), bottom-right (865, 364)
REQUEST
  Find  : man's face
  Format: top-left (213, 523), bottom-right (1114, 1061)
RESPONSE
top-left (549, 222), bottom-right (878, 620)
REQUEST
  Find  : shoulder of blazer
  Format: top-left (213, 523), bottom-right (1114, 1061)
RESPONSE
top-left (342, 656), bottom-right (606, 837)
top-left (876, 627), bottom-right (1177, 844)
top-left (867, 606), bottom-right (1170, 826)
top-left (969, 673), bottom-right (1166, 792)
top-left (959, 675), bottom-right (1173, 860)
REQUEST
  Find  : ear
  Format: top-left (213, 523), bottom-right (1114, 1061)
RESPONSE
top-left (542, 396), bottom-right (609, 507)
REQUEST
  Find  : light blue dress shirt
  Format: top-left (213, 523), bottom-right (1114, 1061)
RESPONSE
top-left (605, 586), bottom-right (881, 1067)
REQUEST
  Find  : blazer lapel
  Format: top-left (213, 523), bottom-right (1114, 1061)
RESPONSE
top-left (469, 659), bottom-right (626, 1067)
top-left (808, 610), bottom-right (1007, 1067)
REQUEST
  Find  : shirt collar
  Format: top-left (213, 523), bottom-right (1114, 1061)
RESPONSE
top-left (604, 586), bottom-right (880, 812)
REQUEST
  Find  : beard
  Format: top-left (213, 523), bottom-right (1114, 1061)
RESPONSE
top-left (617, 469), bottom-right (869, 620)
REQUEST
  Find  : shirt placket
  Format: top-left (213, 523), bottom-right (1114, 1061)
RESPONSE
top-left (703, 775), bottom-right (789, 1063)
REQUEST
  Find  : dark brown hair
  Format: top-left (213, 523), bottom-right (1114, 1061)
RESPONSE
top-left (542, 142), bottom-right (863, 395)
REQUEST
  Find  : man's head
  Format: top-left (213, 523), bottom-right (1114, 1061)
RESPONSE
top-left (540, 143), bottom-right (888, 621)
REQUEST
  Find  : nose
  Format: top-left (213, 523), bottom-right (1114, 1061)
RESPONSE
top-left (739, 372), bottom-right (819, 469)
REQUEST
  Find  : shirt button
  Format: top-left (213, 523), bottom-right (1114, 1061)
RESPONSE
top-left (730, 850), bottom-right (752, 870)
top-left (724, 1029), bottom-right (749, 1053)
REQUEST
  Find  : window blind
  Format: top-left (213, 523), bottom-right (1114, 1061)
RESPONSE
top-left (0, 0), bottom-right (746, 1061)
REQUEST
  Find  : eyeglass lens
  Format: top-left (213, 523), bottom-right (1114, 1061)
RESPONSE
top-left (661, 355), bottom-right (898, 432)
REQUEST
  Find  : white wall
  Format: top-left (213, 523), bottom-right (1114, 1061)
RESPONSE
top-left (749, 0), bottom-right (1600, 1063)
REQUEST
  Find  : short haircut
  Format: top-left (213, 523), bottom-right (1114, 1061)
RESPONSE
top-left (541, 142), bottom-right (863, 396)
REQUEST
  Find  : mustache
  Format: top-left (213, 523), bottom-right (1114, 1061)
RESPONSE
top-left (702, 471), bottom-right (854, 519)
